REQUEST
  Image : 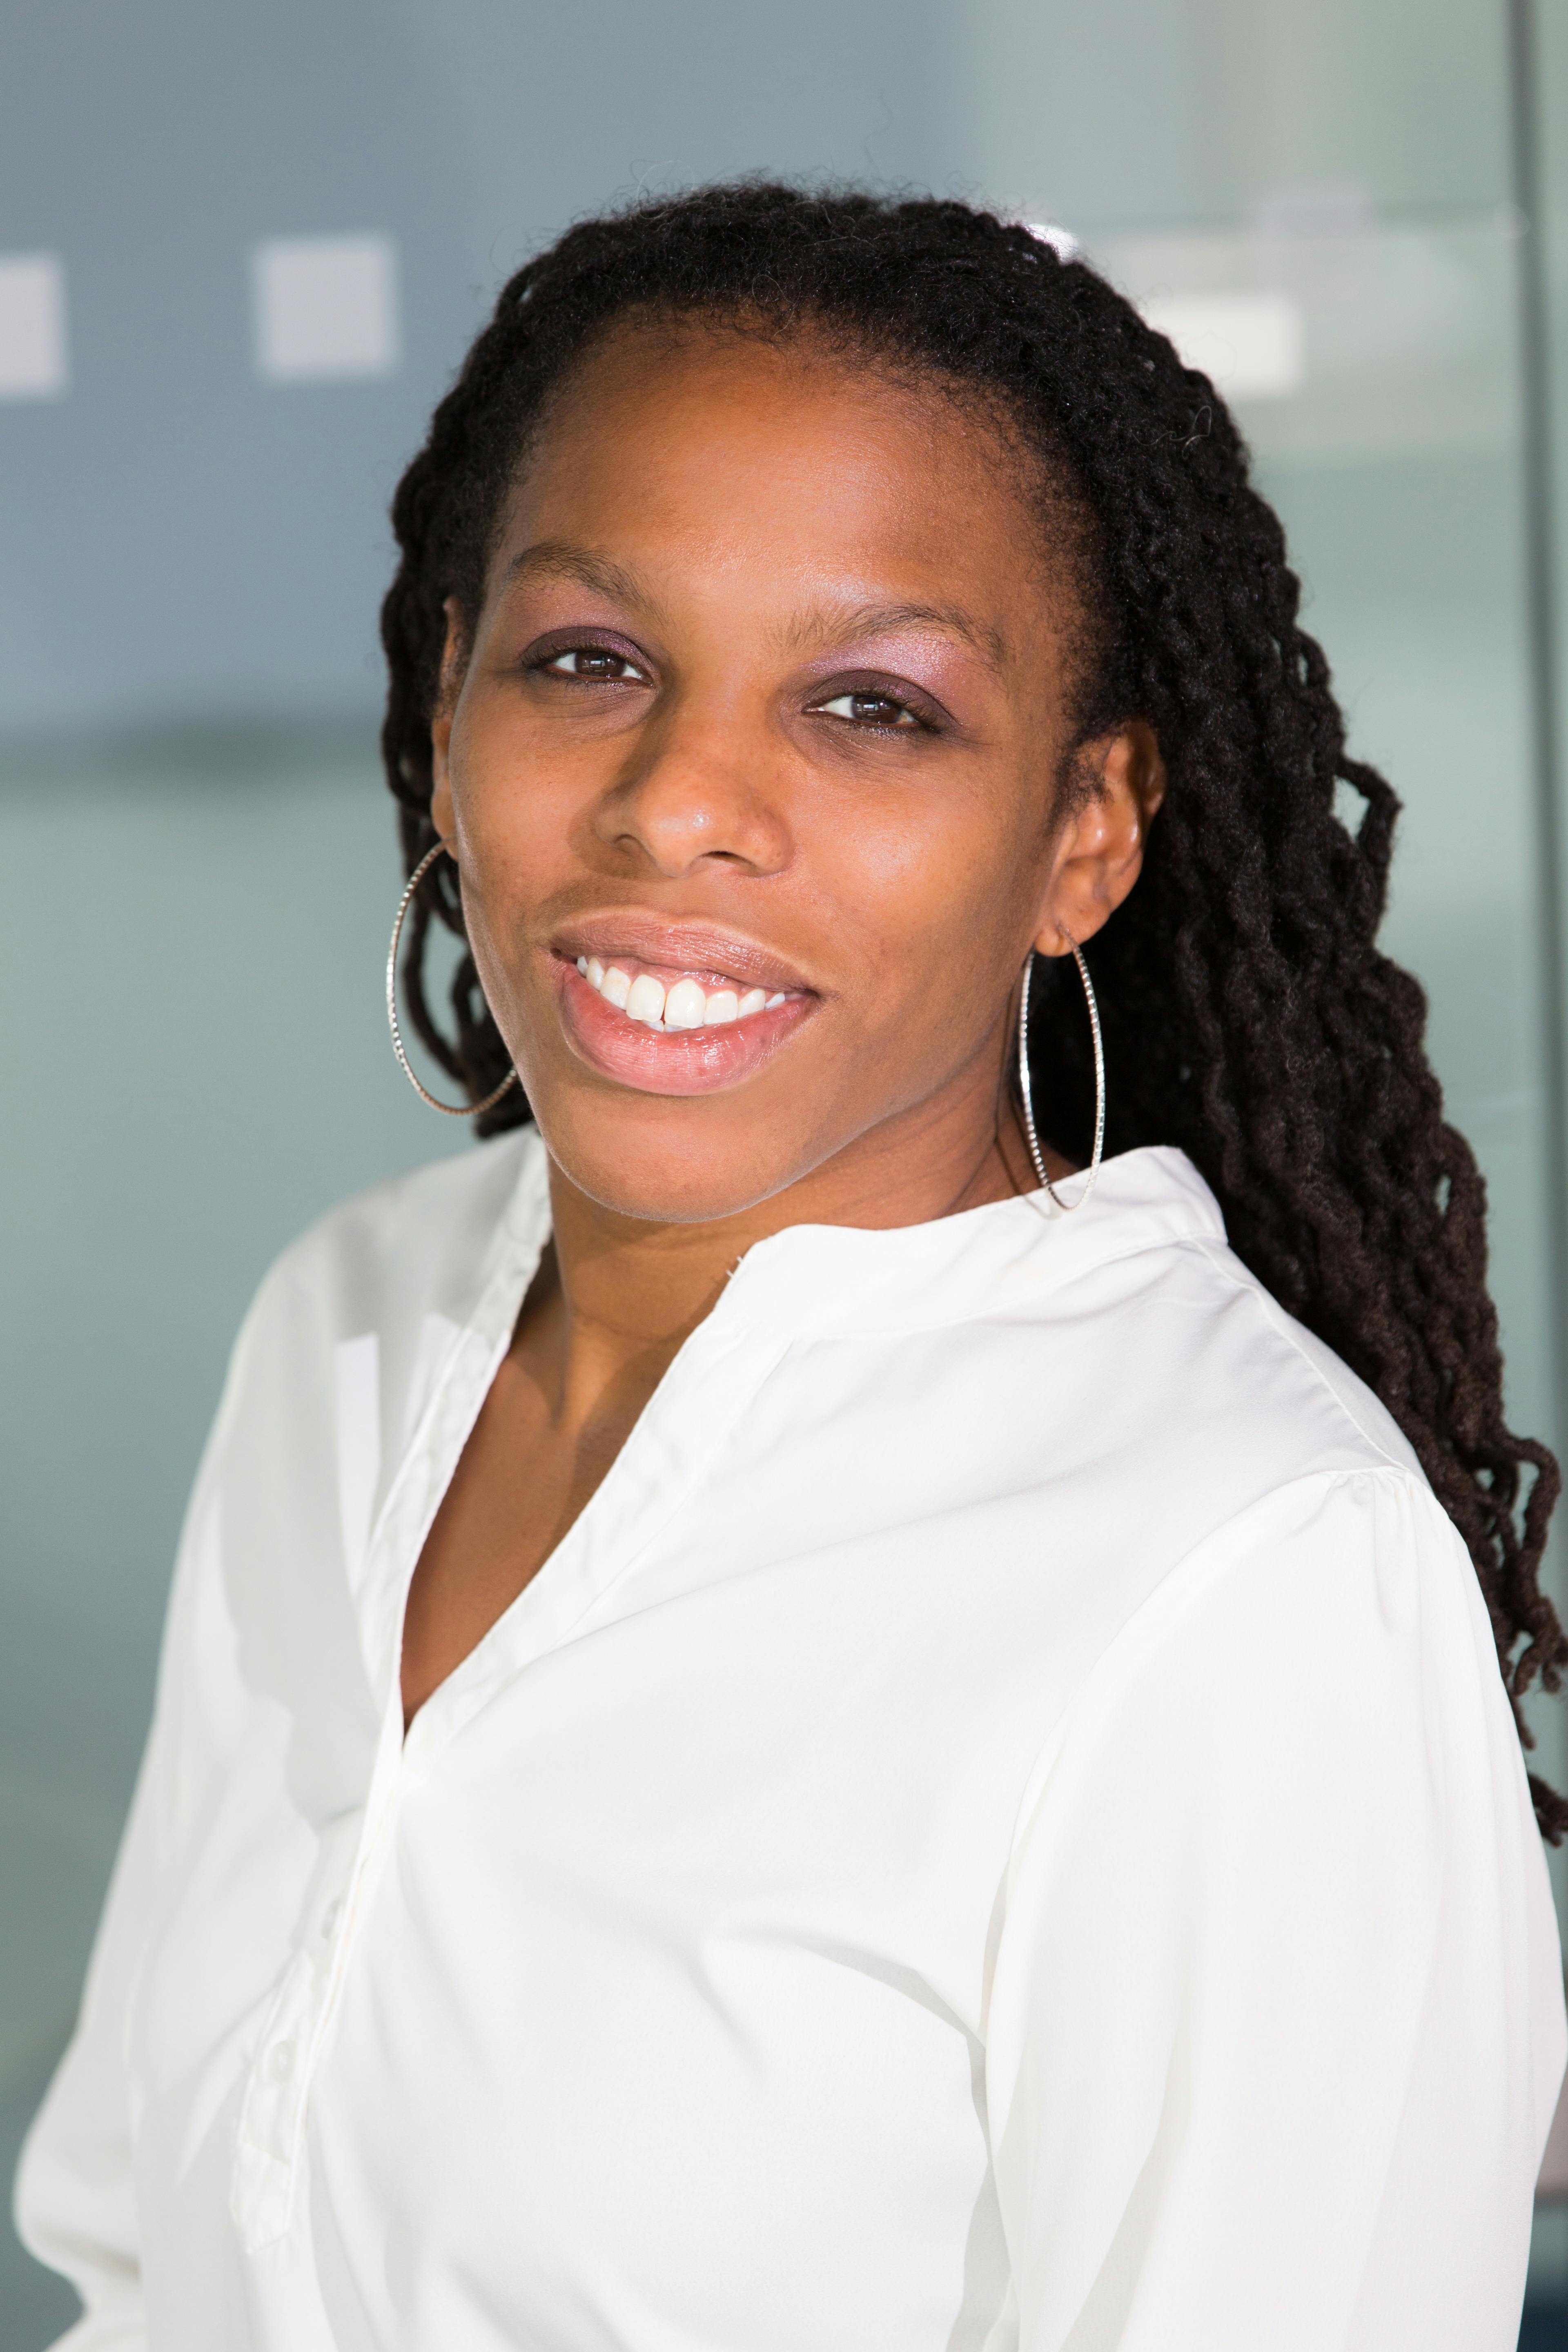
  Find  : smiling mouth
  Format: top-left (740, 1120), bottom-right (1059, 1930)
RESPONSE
top-left (552, 935), bottom-right (814, 1096)
top-left (572, 953), bottom-right (793, 1033)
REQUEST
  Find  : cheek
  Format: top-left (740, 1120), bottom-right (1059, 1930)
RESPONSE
top-left (447, 725), bottom-right (588, 931)
top-left (811, 784), bottom-right (1038, 1018)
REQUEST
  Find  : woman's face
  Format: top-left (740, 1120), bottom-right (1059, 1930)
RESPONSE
top-left (431, 323), bottom-right (1157, 1223)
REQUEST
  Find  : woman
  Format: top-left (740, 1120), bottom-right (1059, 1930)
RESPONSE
top-left (18, 184), bottom-right (1568, 2349)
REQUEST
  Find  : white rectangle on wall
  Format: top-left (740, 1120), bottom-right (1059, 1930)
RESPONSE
top-left (252, 234), bottom-right (400, 385)
top-left (1139, 290), bottom-right (1305, 400)
top-left (0, 254), bottom-right (69, 400)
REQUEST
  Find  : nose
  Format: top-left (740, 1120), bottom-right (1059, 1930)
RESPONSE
top-left (591, 699), bottom-right (792, 881)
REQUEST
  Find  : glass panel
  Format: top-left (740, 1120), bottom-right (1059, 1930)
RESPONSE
top-left (1088, 210), bottom-right (1554, 1475)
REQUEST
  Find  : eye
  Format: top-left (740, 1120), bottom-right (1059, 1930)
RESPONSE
top-left (813, 690), bottom-right (927, 730)
top-left (535, 646), bottom-right (647, 683)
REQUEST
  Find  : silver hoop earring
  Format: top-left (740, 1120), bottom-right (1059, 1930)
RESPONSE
top-left (1017, 936), bottom-right (1105, 1212)
top-left (385, 842), bottom-right (520, 1118)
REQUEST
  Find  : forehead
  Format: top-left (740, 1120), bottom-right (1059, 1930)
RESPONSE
top-left (490, 320), bottom-right (1063, 626)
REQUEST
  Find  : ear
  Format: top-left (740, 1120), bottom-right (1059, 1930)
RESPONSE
top-left (1033, 721), bottom-right (1166, 956)
top-left (428, 598), bottom-right (470, 847)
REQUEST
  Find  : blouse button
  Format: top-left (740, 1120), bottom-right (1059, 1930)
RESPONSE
top-left (320, 1899), bottom-right (341, 1941)
top-left (268, 2040), bottom-right (294, 2082)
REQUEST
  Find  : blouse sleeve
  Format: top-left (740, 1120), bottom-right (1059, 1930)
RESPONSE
top-left (986, 1466), bottom-right (1566, 2352)
top-left (11, 1312), bottom-right (255, 2352)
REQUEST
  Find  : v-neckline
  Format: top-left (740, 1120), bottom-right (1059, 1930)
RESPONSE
top-left (354, 1140), bottom-right (786, 1766)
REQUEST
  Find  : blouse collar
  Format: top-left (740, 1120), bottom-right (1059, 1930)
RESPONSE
top-left (497, 1133), bottom-right (1226, 1345)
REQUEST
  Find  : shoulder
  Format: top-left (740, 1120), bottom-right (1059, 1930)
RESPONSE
top-left (1009, 1163), bottom-right (1530, 1834)
top-left (183, 1127), bottom-right (545, 1557)
top-left (244, 1126), bottom-right (543, 1357)
top-left (943, 1145), bottom-right (1461, 1698)
top-left (983, 1149), bottom-right (1430, 1641)
top-left (1105, 1463), bottom-right (1485, 1712)
top-left (1061, 1146), bottom-right (1425, 1489)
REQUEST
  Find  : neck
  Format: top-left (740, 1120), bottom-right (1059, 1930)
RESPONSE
top-left (526, 1031), bottom-right (1062, 1436)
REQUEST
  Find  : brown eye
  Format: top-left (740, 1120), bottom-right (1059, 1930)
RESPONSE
top-left (540, 648), bottom-right (644, 682)
top-left (815, 690), bottom-right (923, 729)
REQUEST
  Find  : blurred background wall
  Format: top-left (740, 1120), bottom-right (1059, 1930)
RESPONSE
top-left (4, 1), bottom-right (1568, 2342)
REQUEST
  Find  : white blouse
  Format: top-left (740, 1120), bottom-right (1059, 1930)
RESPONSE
top-left (16, 1133), bottom-right (1566, 2352)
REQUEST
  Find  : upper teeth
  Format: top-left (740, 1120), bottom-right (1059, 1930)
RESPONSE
top-left (575, 955), bottom-right (785, 1031)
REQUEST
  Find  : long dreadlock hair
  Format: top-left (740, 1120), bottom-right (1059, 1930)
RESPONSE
top-left (379, 181), bottom-right (1568, 1833)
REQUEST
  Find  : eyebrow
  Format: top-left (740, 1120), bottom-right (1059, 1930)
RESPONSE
top-left (501, 539), bottom-right (661, 616)
top-left (772, 599), bottom-right (1009, 672)
top-left (501, 544), bottom-right (1007, 673)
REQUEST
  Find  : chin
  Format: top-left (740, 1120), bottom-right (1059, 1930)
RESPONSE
top-left (531, 1094), bottom-right (814, 1228)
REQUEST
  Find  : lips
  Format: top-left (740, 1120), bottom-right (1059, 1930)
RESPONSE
top-left (549, 915), bottom-right (816, 1097)
top-left (553, 915), bottom-right (810, 1000)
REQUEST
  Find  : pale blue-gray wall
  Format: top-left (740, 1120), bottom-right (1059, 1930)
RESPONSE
top-left (4, 4), bottom-right (1565, 2342)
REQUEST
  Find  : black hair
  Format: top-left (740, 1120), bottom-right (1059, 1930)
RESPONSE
top-left (380, 181), bottom-right (1568, 1833)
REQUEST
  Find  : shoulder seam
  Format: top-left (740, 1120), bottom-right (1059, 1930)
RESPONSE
top-left (1188, 1233), bottom-right (1409, 1472)
top-left (998, 1461), bottom-right (1446, 1889)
